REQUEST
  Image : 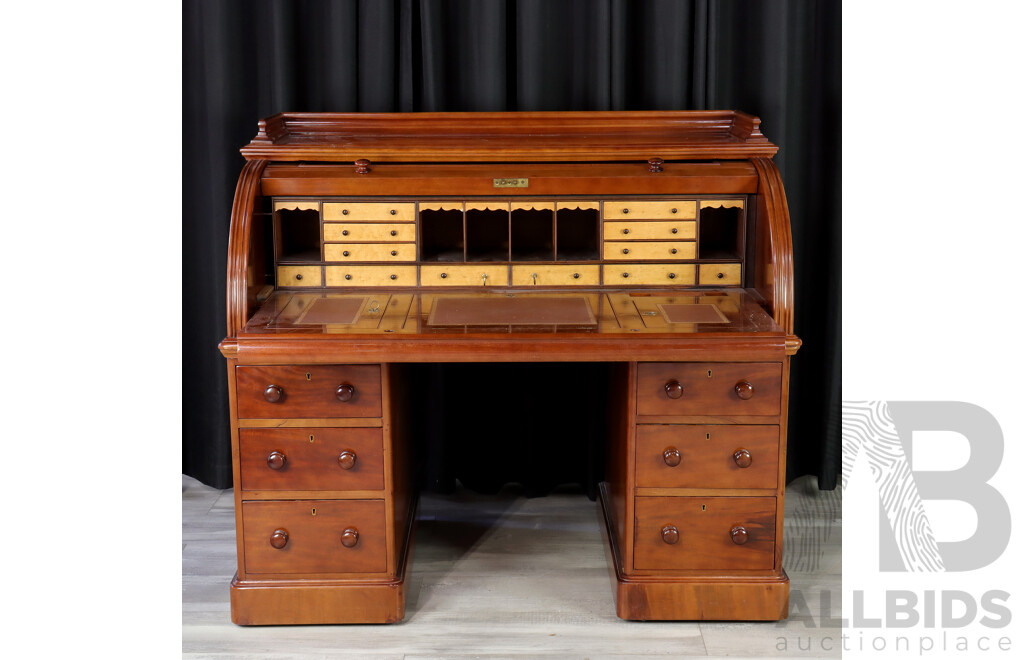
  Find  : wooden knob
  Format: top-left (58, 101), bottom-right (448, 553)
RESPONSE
top-left (717, 271), bottom-right (725, 279)
top-left (390, 209), bottom-right (397, 215)
top-left (342, 250), bottom-right (350, 257)
top-left (664, 380), bottom-right (683, 399)
top-left (270, 529), bottom-right (289, 549)
top-left (573, 272), bottom-right (580, 279)
top-left (342, 209), bottom-right (349, 215)
top-left (622, 248), bottom-right (629, 254)
top-left (391, 250), bottom-right (397, 256)
top-left (622, 208), bottom-right (630, 214)
top-left (390, 230), bottom-right (397, 236)
top-left (622, 228), bottom-right (630, 234)
top-left (661, 525), bottom-right (679, 545)
top-left (344, 274), bottom-right (352, 280)
top-left (662, 447), bottom-right (681, 467)
top-left (671, 207), bottom-right (678, 214)
top-left (648, 157), bottom-right (664, 173)
top-left (731, 526), bottom-right (749, 545)
top-left (267, 451), bottom-right (286, 470)
top-left (336, 384), bottom-right (355, 402)
top-left (354, 158), bottom-right (371, 174)
top-left (440, 272), bottom-right (447, 279)
top-left (342, 229), bottom-right (349, 236)
top-left (671, 227), bottom-right (678, 234)
top-left (668, 273), bottom-right (676, 279)
top-left (734, 381), bottom-right (755, 400)
top-left (733, 448), bottom-right (752, 468)
top-left (294, 273), bottom-right (303, 280)
top-left (341, 527), bottom-right (359, 548)
top-left (670, 248), bottom-right (677, 254)
top-left (337, 450), bottom-right (357, 470)
top-left (390, 274), bottom-right (397, 280)
top-left (264, 384), bottom-right (283, 403)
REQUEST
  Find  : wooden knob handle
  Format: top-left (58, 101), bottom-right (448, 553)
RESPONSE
top-left (336, 384), bottom-right (355, 402)
top-left (664, 380), bottom-right (683, 399)
top-left (337, 450), bottom-right (357, 470)
top-left (647, 157), bottom-right (664, 173)
top-left (734, 381), bottom-right (755, 400)
top-left (341, 527), bottom-right (359, 548)
top-left (731, 526), bottom-right (749, 545)
top-left (662, 447), bottom-right (681, 467)
top-left (270, 529), bottom-right (289, 549)
top-left (264, 384), bottom-right (283, 403)
top-left (661, 525), bottom-right (679, 545)
top-left (733, 448), bottom-right (752, 468)
top-left (354, 158), bottom-right (371, 174)
top-left (267, 451), bottom-right (286, 470)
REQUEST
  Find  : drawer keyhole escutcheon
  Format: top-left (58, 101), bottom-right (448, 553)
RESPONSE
top-left (341, 528), bottom-right (360, 548)
top-left (311, 508), bottom-right (316, 516)
top-left (270, 529), bottom-right (289, 549)
top-left (338, 451), bottom-right (357, 470)
top-left (306, 372), bottom-right (311, 380)
top-left (532, 273), bottom-right (538, 285)
top-left (662, 447), bottom-right (681, 467)
top-left (701, 504), bottom-right (706, 512)
top-left (309, 434), bottom-right (314, 443)
top-left (733, 448), bottom-right (753, 468)
top-left (661, 525), bottom-right (679, 545)
top-left (707, 369), bottom-right (713, 378)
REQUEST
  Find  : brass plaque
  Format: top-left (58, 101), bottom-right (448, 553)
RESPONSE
top-left (493, 178), bottom-right (528, 188)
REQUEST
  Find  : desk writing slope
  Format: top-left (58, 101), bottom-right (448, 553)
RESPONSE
top-left (219, 111), bottom-right (801, 624)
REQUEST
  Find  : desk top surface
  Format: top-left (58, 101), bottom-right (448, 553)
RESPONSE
top-left (241, 289), bottom-right (783, 338)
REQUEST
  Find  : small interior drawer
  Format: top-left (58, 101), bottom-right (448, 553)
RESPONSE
top-left (421, 265), bottom-right (509, 287)
top-left (239, 428), bottom-right (384, 491)
top-left (633, 496), bottom-right (776, 570)
top-left (325, 265), bottom-right (417, 287)
top-left (241, 499), bottom-right (387, 574)
top-left (604, 221), bottom-right (696, 240)
top-left (276, 265), bottom-right (322, 287)
top-left (510, 265), bottom-right (599, 286)
top-left (322, 202), bottom-right (415, 222)
top-left (603, 264), bottom-right (695, 286)
top-left (324, 243), bottom-right (416, 262)
top-left (604, 200), bottom-right (697, 219)
top-left (324, 223), bottom-right (415, 242)
top-left (603, 241), bottom-right (695, 261)
top-left (635, 424), bottom-right (779, 489)
top-left (699, 263), bottom-right (742, 286)
top-left (235, 365), bottom-right (382, 419)
top-left (636, 362), bottom-right (782, 417)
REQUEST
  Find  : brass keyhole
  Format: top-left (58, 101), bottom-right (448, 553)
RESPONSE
top-left (311, 507), bottom-right (317, 516)
top-left (309, 434), bottom-right (315, 443)
top-left (701, 504), bottom-right (706, 512)
top-left (706, 432), bottom-right (711, 440)
top-left (306, 372), bottom-right (312, 380)
top-left (707, 369), bottom-right (713, 378)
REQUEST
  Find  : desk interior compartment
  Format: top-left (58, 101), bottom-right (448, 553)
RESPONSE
top-left (511, 207), bottom-right (554, 261)
top-left (275, 207), bottom-right (321, 263)
top-left (698, 204), bottom-right (744, 260)
top-left (420, 208), bottom-right (464, 262)
top-left (556, 207), bottom-right (599, 261)
top-left (466, 208), bottom-right (510, 262)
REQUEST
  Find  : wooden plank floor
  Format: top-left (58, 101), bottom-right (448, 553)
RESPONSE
top-left (183, 476), bottom-right (841, 658)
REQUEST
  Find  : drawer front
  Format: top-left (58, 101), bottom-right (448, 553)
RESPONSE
top-left (699, 263), bottom-right (742, 286)
top-left (603, 264), bottom-right (695, 286)
top-left (325, 265), bottom-right (417, 287)
top-left (510, 264), bottom-right (600, 286)
top-left (323, 202), bottom-right (416, 222)
top-left (634, 496), bottom-right (776, 570)
top-left (604, 221), bottom-right (696, 240)
top-left (421, 265), bottom-right (509, 287)
top-left (239, 428), bottom-right (384, 491)
top-left (277, 265), bottom-right (322, 287)
top-left (236, 365), bottom-right (382, 419)
top-left (324, 243), bottom-right (416, 262)
top-left (604, 200), bottom-right (697, 219)
top-left (603, 241), bottom-right (696, 261)
top-left (323, 223), bottom-right (415, 242)
top-left (242, 500), bottom-right (387, 574)
top-left (636, 362), bottom-right (782, 417)
top-left (636, 425), bottom-right (779, 489)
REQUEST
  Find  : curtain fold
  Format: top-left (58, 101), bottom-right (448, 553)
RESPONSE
top-left (183, 0), bottom-right (841, 490)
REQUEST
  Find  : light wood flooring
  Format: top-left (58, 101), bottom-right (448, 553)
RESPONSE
top-left (183, 475), bottom-right (841, 658)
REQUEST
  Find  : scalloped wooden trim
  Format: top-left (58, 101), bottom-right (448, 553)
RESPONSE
top-left (556, 201), bottom-right (599, 211)
top-left (465, 202), bottom-right (509, 212)
top-left (272, 200), bottom-right (318, 212)
top-left (419, 202), bottom-right (463, 212)
top-left (511, 201), bottom-right (555, 211)
top-left (700, 199), bottom-right (744, 209)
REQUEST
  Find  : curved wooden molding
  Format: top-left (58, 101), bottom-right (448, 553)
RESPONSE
top-left (226, 159), bottom-right (269, 339)
top-left (242, 111), bottom-right (778, 162)
top-left (751, 158), bottom-right (795, 336)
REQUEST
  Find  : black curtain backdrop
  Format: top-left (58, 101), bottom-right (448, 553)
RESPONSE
top-left (183, 0), bottom-right (840, 491)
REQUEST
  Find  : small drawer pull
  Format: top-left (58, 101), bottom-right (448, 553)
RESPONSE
top-left (390, 209), bottom-right (397, 215)
top-left (263, 384), bottom-right (283, 403)
top-left (733, 448), bottom-right (752, 468)
top-left (668, 272), bottom-right (676, 279)
top-left (341, 527), bottom-right (360, 548)
top-left (390, 274), bottom-right (397, 280)
top-left (670, 248), bottom-right (677, 254)
top-left (731, 525), bottom-right (749, 545)
top-left (337, 450), bottom-right (357, 470)
top-left (622, 228), bottom-right (630, 234)
top-left (671, 227), bottom-right (678, 234)
top-left (342, 251), bottom-right (350, 257)
top-left (671, 207), bottom-right (678, 214)
top-left (717, 272), bottom-right (725, 279)
top-left (662, 447), bottom-right (681, 467)
top-left (622, 248), bottom-right (629, 254)
top-left (266, 451), bottom-right (286, 470)
top-left (661, 525), bottom-right (679, 545)
top-left (664, 380), bottom-right (683, 399)
top-left (344, 274), bottom-right (352, 280)
top-left (342, 209), bottom-right (349, 215)
top-left (342, 229), bottom-right (349, 236)
top-left (440, 272), bottom-right (448, 279)
top-left (390, 230), bottom-right (397, 236)
top-left (622, 208), bottom-right (630, 214)
top-left (295, 273), bottom-right (303, 280)
top-left (270, 529), bottom-right (289, 549)
top-left (336, 383), bottom-right (355, 402)
top-left (391, 250), bottom-right (398, 256)
top-left (622, 272), bottom-right (629, 278)
top-left (573, 272), bottom-right (580, 279)
top-left (734, 381), bottom-right (755, 400)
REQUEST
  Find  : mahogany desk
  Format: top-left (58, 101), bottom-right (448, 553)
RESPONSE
top-left (219, 111), bottom-right (801, 624)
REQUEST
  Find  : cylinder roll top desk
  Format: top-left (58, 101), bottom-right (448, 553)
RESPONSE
top-left (219, 111), bottom-right (801, 625)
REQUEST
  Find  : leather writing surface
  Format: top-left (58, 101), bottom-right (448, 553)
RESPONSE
top-left (427, 296), bottom-right (596, 326)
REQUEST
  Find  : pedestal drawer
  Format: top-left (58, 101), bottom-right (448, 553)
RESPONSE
top-left (634, 496), bottom-right (776, 570)
top-left (636, 425), bottom-right (779, 489)
top-left (239, 428), bottom-right (384, 491)
top-left (236, 365), bottom-right (382, 419)
top-left (636, 362), bottom-right (782, 417)
top-left (242, 500), bottom-right (387, 574)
